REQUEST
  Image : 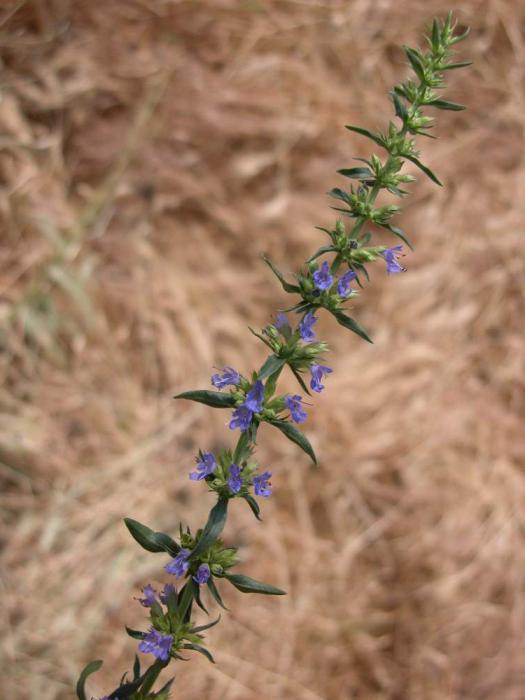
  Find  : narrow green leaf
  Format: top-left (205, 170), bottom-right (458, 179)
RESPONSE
top-left (177, 582), bottom-right (194, 622)
top-left (173, 390), bottom-right (236, 408)
top-left (224, 573), bottom-right (286, 596)
top-left (307, 245), bottom-right (338, 263)
top-left (182, 643), bottom-right (215, 664)
top-left (431, 18), bottom-right (440, 50)
top-left (190, 498), bottom-right (228, 560)
top-left (243, 494), bottom-right (262, 521)
top-left (333, 311), bottom-right (373, 343)
top-left (380, 223), bottom-right (414, 251)
top-left (258, 355), bottom-right (286, 380)
top-left (404, 155), bottom-right (443, 186)
top-left (290, 366), bottom-right (311, 396)
top-left (345, 125), bottom-right (385, 149)
top-left (404, 46), bottom-right (425, 82)
top-left (133, 655), bottom-right (141, 681)
top-left (327, 187), bottom-right (352, 204)
top-left (233, 430), bottom-right (252, 464)
top-left (156, 677), bottom-right (175, 696)
top-left (124, 518), bottom-right (180, 556)
top-left (263, 255), bottom-right (301, 293)
top-left (427, 98), bottom-right (465, 111)
top-left (337, 167), bottom-right (374, 180)
top-left (192, 580), bottom-right (209, 615)
top-left (76, 660), bottom-right (103, 700)
top-left (267, 418), bottom-right (317, 465)
top-left (125, 626), bottom-right (145, 640)
top-left (390, 91), bottom-right (408, 121)
top-left (206, 576), bottom-right (228, 610)
top-left (441, 60), bottom-right (473, 70)
top-left (191, 615), bottom-right (221, 634)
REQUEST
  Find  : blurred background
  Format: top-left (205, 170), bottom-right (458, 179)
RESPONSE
top-left (1, 1), bottom-right (524, 698)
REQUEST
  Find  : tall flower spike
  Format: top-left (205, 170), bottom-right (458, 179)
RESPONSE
top-left (77, 14), bottom-right (470, 697)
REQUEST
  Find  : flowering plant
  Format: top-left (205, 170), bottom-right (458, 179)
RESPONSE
top-left (77, 13), bottom-right (470, 699)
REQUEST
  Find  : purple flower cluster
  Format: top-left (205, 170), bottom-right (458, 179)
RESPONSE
top-left (229, 379), bottom-right (264, 433)
top-left (138, 628), bottom-right (173, 662)
top-left (381, 245), bottom-right (405, 274)
top-left (165, 548), bottom-right (190, 578)
top-left (189, 451), bottom-right (217, 481)
top-left (137, 584), bottom-right (157, 608)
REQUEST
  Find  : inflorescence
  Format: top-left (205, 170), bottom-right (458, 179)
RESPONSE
top-left (77, 14), bottom-right (470, 700)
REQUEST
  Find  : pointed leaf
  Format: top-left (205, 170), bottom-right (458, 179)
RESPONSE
top-left (333, 311), bottom-right (373, 343)
top-left (124, 518), bottom-right (180, 556)
top-left (206, 576), bottom-right (228, 610)
top-left (76, 660), bottom-right (103, 700)
top-left (307, 245), bottom-right (338, 263)
top-left (258, 355), bottom-right (286, 380)
top-left (243, 494), bottom-right (262, 521)
top-left (192, 580), bottom-right (209, 614)
top-left (380, 223), bottom-right (414, 251)
top-left (191, 615), bottom-right (221, 634)
top-left (441, 60), bottom-right (473, 70)
top-left (337, 167), bottom-right (374, 181)
top-left (390, 91), bottom-right (408, 121)
top-left (263, 255), bottom-right (301, 293)
top-left (125, 626), bottom-right (145, 640)
top-left (404, 155), bottom-right (442, 186)
top-left (327, 187), bottom-right (351, 204)
top-left (404, 46), bottom-right (425, 81)
top-left (427, 98), bottom-right (465, 111)
top-left (182, 643), bottom-right (215, 664)
top-left (190, 498), bottom-right (228, 560)
top-left (290, 366), bottom-right (311, 396)
top-left (345, 125), bottom-right (385, 149)
top-left (174, 390), bottom-right (236, 408)
top-left (133, 655), bottom-right (141, 681)
top-left (267, 418), bottom-right (317, 465)
top-left (224, 573), bottom-right (286, 595)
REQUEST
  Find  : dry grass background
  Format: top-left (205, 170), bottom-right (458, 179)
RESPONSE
top-left (0, 1), bottom-right (524, 698)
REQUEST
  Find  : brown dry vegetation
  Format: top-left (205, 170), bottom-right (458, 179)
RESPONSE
top-left (1, 1), bottom-right (524, 699)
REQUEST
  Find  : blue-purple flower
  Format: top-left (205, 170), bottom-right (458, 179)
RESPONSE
top-left (274, 312), bottom-right (289, 330)
top-left (137, 584), bottom-right (157, 608)
top-left (381, 245), bottom-right (405, 274)
top-left (228, 464), bottom-right (243, 494)
top-left (165, 548), bottom-right (190, 578)
top-left (229, 405), bottom-right (253, 432)
top-left (253, 471), bottom-right (272, 497)
top-left (193, 563), bottom-right (211, 585)
top-left (284, 394), bottom-right (307, 423)
top-left (312, 260), bottom-right (333, 290)
top-left (189, 451), bottom-right (217, 481)
top-left (299, 312), bottom-right (317, 342)
top-left (211, 367), bottom-right (241, 389)
top-left (159, 583), bottom-right (176, 605)
top-left (337, 269), bottom-right (357, 297)
top-left (244, 380), bottom-right (264, 412)
top-left (138, 629), bottom-right (173, 662)
top-left (310, 363), bottom-right (333, 393)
